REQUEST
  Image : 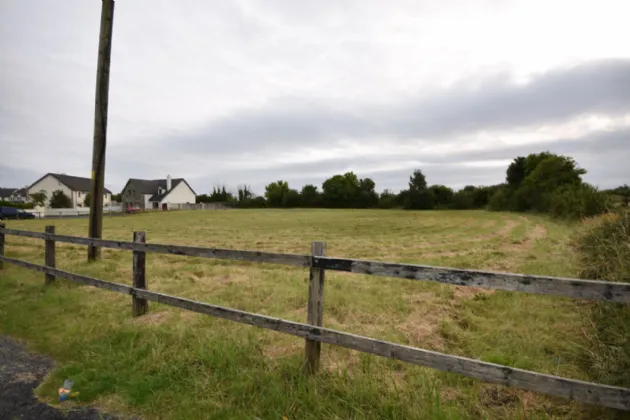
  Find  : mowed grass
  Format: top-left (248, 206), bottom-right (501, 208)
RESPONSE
top-left (0, 209), bottom-right (602, 419)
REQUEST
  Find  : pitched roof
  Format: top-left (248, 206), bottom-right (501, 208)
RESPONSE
top-left (148, 192), bottom-right (168, 202)
top-left (28, 173), bottom-right (113, 194)
top-left (0, 188), bottom-right (17, 198)
top-left (148, 179), bottom-right (184, 201)
top-left (124, 178), bottom-right (183, 194)
top-left (122, 177), bottom-right (196, 202)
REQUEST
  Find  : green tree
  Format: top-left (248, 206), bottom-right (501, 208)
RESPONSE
top-left (506, 157), bottom-right (527, 187)
top-left (265, 180), bottom-right (290, 207)
top-left (207, 185), bottom-right (234, 202)
top-left (357, 177), bottom-right (378, 208)
top-left (282, 189), bottom-right (301, 207)
top-left (29, 190), bottom-right (47, 207)
top-left (237, 185), bottom-right (254, 205)
top-left (220, 186), bottom-right (229, 201)
top-left (110, 193), bottom-right (122, 203)
top-left (404, 189), bottom-right (435, 210)
top-left (549, 183), bottom-right (612, 219)
top-left (408, 169), bottom-right (428, 191)
top-left (83, 193), bottom-right (92, 207)
top-left (395, 190), bottom-right (409, 207)
top-left (378, 189), bottom-right (397, 209)
top-left (300, 184), bottom-right (321, 207)
top-left (473, 185), bottom-right (502, 208)
top-left (50, 190), bottom-right (72, 208)
top-left (451, 189), bottom-right (475, 209)
top-left (429, 185), bottom-right (454, 208)
top-left (522, 154), bottom-right (586, 212)
top-left (322, 172), bottom-right (361, 208)
top-left (488, 187), bottom-right (510, 211)
top-left (404, 169), bottom-right (434, 210)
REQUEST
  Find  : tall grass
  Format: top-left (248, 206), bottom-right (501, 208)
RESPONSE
top-left (574, 211), bottom-right (630, 419)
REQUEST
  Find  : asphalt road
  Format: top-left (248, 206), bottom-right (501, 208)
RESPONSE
top-left (0, 335), bottom-right (127, 420)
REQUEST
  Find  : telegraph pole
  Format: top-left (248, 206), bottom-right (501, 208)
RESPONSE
top-left (88, 0), bottom-right (115, 261)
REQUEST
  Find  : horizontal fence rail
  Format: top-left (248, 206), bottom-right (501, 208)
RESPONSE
top-left (0, 254), bottom-right (629, 411)
top-left (0, 228), bottom-right (310, 267)
top-left (2, 227), bottom-right (629, 303)
top-left (312, 257), bottom-right (630, 304)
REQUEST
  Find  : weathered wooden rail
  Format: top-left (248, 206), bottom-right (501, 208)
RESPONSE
top-left (0, 223), bottom-right (629, 411)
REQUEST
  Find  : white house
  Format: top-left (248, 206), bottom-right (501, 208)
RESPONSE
top-left (120, 175), bottom-right (196, 210)
top-left (0, 187), bottom-right (28, 203)
top-left (27, 173), bottom-right (112, 208)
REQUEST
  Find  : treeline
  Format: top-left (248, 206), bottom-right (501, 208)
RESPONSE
top-left (196, 151), bottom-right (627, 219)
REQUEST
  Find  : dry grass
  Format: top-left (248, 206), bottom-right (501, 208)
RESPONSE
top-left (0, 209), bottom-right (604, 419)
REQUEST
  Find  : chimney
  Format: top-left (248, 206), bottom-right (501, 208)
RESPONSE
top-left (166, 175), bottom-right (172, 191)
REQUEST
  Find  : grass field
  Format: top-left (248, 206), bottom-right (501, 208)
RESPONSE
top-left (0, 209), bottom-right (612, 419)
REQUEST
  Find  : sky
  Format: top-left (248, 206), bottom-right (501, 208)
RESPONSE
top-left (1, 0), bottom-right (629, 194)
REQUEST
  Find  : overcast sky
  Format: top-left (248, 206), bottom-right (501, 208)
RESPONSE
top-left (1, 0), bottom-right (629, 194)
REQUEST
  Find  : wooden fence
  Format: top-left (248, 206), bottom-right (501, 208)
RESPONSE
top-left (0, 222), bottom-right (629, 411)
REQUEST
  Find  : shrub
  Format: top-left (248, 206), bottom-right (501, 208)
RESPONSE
top-left (549, 184), bottom-right (612, 220)
top-left (282, 189), bottom-right (301, 208)
top-left (0, 201), bottom-right (34, 209)
top-left (403, 189), bottom-right (435, 210)
top-left (50, 190), bottom-right (73, 208)
top-left (378, 190), bottom-right (397, 209)
top-left (450, 190), bottom-right (474, 210)
top-left (488, 188), bottom-right (509, 211)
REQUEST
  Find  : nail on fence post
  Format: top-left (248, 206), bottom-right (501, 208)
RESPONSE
top-left (45, 226), bottom-right (56, 285)
top-left (132, 231), bottom-right (148, 317)
top-left (0, 223), bottom-right (5, 270)
top-left (305, 241), bottom-right (326, 374)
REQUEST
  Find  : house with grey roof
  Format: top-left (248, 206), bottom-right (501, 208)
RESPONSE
top-left (26, 173), bottom-right (113, 208)
top-left (0, 187), bottom-right (28, 203)
top-left (120, 175), bottom-right (196, 210)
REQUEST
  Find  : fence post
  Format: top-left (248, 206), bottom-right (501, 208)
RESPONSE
top-left (305, 241), bottom-right (326, 374)
top-left (0, 222), bottom-right (5, 271)
top-left (132, 231), bottom-right (148, 317)
top-left (45, 226), bottom-right (56, 284)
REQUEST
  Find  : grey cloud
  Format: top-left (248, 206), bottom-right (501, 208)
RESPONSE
top-left (386, 60), bottom-right (630, 139)
top-left (125, 59), bottom-right (630, 161)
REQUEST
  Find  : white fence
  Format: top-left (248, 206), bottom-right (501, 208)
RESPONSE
top-left (164, 203), bottom-right (234, 211)
top-left (25, 206), bottom-right (123, 218)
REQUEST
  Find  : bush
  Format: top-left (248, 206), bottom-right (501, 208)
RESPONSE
top-left (50, 190), bottom-right (73, 208)
top-left (549, 184), bottom-right (612, 220)
top-left (282, 189), bottom-right (301, 208)
top-left (0, 201), bottom-right (34, 209)
top-left (403, 189), bottom-right (435, 210)
top-left (575, 211), bottom-right (630, 393)
top-left (236, 197), bottom-right (267, 209)
top-left (488, 188), bottom-right (509, 211)
top-left (450, 190), bottom-right (474, 210)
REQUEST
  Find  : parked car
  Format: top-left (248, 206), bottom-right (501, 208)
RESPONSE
top-left (125, 205), bottom-right (141, 214)
top-left (0, 206), bottom-right (36, 220)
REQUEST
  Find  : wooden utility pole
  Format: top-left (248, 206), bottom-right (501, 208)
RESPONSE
top-left (88, 0), bottom-right (115, 261)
